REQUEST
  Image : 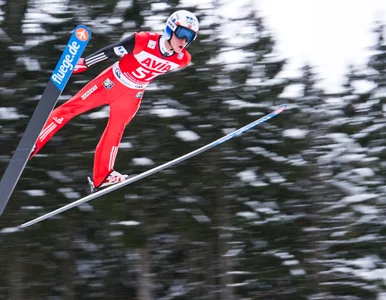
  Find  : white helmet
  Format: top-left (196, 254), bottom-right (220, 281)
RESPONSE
top-left (164, 10), bottom-right (199, 47)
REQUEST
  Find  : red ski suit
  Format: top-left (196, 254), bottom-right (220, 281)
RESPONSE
top-left (32, 32), bottom-right (191, 187)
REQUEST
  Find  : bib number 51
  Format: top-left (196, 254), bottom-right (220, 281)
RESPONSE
top-left (132, 66), bottom-right (159, 81)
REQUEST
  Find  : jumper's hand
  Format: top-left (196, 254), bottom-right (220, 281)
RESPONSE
top-left (73, 58), bottom-right (88, 74)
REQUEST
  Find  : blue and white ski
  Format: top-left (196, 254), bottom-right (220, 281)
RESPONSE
top-left (18, 104), bottom-right (287, 229)
top-left (0, 25), bottom-right (92, 217)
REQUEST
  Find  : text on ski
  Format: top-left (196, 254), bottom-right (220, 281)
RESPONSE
top-left (51, 41), bottom-right (80, 85)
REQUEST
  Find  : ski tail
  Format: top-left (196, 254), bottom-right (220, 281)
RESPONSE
top-left (17, 104), bottom-right (287, 229)
top-left (0, 25), bottom-right (92, 217)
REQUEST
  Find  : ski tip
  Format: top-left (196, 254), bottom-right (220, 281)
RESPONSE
top-left (274, 104), bottom-right (287, 115)
top-left (1, 226), bottom-right (22, 234)
top-left (74, 25), bottom-right (92, 43)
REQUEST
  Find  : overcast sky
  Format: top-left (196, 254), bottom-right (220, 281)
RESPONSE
top-left (256, 0), bottom-right (386, 93)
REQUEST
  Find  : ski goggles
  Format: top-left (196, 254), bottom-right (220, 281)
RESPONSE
top-left (174, 26), bottom-right (196, 43)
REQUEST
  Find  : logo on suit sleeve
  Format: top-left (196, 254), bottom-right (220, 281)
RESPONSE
top-left (103, 78), bottom-right (114, 90)
top-left (114, 46), bottom-right (128, 57)
top-left (147, 40), bottom-right (156, 49)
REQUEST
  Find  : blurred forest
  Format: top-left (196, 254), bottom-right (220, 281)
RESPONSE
top-left (0, 1), bottom-right (386, 299)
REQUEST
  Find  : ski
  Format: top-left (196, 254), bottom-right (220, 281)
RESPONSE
top-left (17, 104), bottom-right (286, 229)
top-left (0, 25), bottom-right (92, 217)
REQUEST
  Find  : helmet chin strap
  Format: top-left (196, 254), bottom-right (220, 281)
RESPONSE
top-left (167, 38), bottom-right (174, 52)
top-left (160, 35), bottom-right (175, 57)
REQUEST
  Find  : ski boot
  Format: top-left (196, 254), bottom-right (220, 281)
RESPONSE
top-left (88, 170), bottom-right (129, 193)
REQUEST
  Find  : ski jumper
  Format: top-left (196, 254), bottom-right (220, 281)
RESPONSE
top-left (31, 32), bottom-right (191, 187)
